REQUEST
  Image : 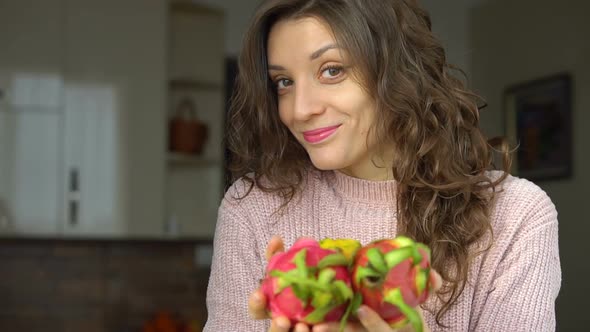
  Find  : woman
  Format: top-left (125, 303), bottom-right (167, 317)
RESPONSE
top-left (205, 0), bottom-right (561, 331)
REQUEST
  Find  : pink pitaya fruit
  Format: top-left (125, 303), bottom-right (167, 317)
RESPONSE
top-left (261, 238), bottom-right (354, 325)
top-left (352, 236), bottom-right (433, 332)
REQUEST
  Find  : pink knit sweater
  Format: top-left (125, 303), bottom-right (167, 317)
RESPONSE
top-left (204, 170), bottom-right (561, 331)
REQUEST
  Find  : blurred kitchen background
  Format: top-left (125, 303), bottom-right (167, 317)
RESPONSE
top-left (0, 0), bottom-right (587, 331)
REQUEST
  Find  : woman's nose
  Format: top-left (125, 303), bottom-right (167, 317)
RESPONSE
top-left (292, 82), bottom-right (325, 121)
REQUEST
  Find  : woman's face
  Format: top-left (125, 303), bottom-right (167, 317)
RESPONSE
top-left (267, 17), bottom-right (392, 180)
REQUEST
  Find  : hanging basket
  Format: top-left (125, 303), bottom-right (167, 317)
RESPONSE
top-left (168, 98), bottom-right (208, 155)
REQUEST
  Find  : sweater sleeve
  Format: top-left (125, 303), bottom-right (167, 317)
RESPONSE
top-left (203, 196), bottom-right (267, 332)
top-left (474, 188), bottom-right (561, 331)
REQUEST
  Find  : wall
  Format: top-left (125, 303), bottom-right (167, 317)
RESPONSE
top-left (420, 0), bottom-right (470, 75)
top-left (470, 0), bottom-right (590, 330)
top-left (193, 0), bottom-right (261, 56)
top-left (193, 0), bottom-right (475, 66)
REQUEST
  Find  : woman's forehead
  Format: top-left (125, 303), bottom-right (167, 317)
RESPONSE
top-left (266, 17), bottom-right (348, 64)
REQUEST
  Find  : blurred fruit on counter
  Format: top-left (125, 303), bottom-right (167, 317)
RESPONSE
top-left (141, 310), bottom-right (202, 332)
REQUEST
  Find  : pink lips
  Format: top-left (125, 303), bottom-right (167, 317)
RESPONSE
top-left (302, 125), bottom-right (341, 143)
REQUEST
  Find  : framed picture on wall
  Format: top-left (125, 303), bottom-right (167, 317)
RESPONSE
top-left (504, 73), bottom-right (573, 181)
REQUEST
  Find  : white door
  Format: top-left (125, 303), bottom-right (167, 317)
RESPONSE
top-left (61, 0), bottom-right (166, 236)
top-left (61, 84), bottom-right (121, 235)
top-left (0, 0), bottom-right (64, 236)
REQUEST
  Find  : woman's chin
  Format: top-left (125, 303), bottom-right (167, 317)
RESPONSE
top-left (309, 156), bottom-right (345, 171)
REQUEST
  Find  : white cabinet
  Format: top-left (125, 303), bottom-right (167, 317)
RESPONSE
top-left (0, 110), bottom-right (63, 235)
top-left (61, 0), bottom-right (167, 237)
top-left (0, 0), bottom-right (65, 236)
top-left (0, 0), bottom-right (167, 237)
top-left (0, 0), bottom-right (225, 239)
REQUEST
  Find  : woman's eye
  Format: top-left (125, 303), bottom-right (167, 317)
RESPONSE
top-left (321, 66), bottom-right (343, 79)
top-left (276, 78), bottom-right (293, 89)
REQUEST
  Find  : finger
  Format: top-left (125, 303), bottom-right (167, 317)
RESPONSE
top-left (357, 305), bottom-right (392, 332)
top-left (248, 290), bottom-right (268, 320)
top-left (429, 269), bottom-right (443, 292)
top-left (312, 322), bottom-right (362, 332)
top-left (293, 322), bottom-right (312, 332)
top-left (266, 235), bottom-right (285, 261)
top-left (269, 316), bottom-right (291, 332)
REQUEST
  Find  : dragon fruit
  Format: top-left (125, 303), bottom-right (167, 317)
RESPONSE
top-left (351, 236), bottom-right (432, 332)
top-left (319, 238), bottom-right (362, 264)
top-left (261, 238), bottom-right (354, 325)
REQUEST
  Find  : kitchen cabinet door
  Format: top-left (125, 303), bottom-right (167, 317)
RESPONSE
top-left (0, 0), bottom-right (168, 238)
top-left (0, 111), bottom-right (63, 236)
top-left (0, 0), bottom-right (64, 236)
top-left (61, 0), bottom-right (167, 237)
top-left (61, 85), bottom-right (122, 235)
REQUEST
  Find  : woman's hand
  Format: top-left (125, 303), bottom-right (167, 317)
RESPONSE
top-left (248, 236), bottom-right (442, 332)
top-left (309, 305), bottom-right (431, 332)
top-left (249, 235), bottom-right (309, 332)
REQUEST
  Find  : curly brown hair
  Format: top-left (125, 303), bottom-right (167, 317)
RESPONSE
top-left (225, 0), bottom-right (512, 325)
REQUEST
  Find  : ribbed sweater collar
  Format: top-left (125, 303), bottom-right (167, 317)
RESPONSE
top-left (327, 170), bottom-right (398, 204)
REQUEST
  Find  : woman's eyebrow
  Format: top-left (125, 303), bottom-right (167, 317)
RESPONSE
top-left (268, 64), bottom-right (285, 71)
top-left (309, 44), bottom-right (340, 60)
top-left (267, 44), bottom-right (341, 71)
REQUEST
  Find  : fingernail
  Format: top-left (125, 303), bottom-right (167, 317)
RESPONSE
top-left (357, 306), bottom-right (367, 320)
top-left (313, 325), bottom-right (327, 332)
top-left (277, 318), bottom-right (290, 329)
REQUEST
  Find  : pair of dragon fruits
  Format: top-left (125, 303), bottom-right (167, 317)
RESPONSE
top-left (261, 236), bottom-right (432, 332)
